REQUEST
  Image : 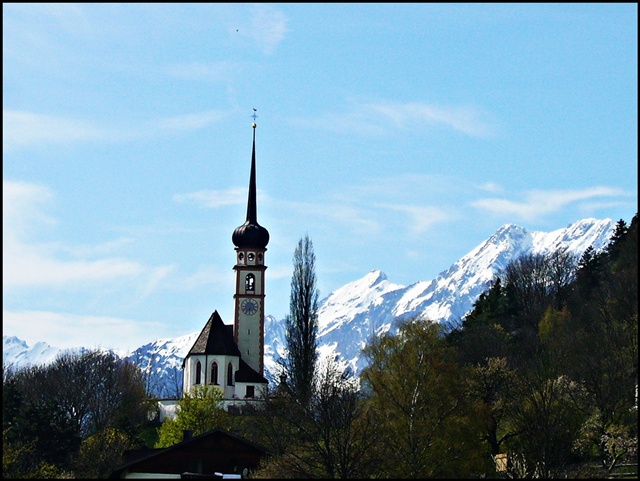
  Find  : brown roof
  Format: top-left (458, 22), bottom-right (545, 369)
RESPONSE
top-left (235, 358), bottom-right (268, 384)
top-left (109, 428), bottom-right (268, 478)
top-left (182, 312), bottom-right (267, 386)
top-left (185, 311), bottom-right (241, 361)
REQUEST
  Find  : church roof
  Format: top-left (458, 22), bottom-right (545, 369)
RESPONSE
top-left (232, 123), bottom-right (269, 250)
top-left (235, 358), bottom-right (268, 384)
top-left (184, 310), bottom-right (241, 362)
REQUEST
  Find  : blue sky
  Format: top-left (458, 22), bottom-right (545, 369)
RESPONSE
top-left (3, 3), bottom-right (637, 354)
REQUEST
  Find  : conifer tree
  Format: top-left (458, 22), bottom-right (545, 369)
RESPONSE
top-left (284, 234), bottom-right (319, 406)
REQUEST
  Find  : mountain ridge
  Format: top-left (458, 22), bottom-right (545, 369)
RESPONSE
top-left (3, 217), bottom-right (616, 397)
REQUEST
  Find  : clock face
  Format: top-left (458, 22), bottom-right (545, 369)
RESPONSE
top-left (241, 298), bottom-right (258, 315)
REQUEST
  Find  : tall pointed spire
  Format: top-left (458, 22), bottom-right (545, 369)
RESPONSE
top-left (232, 120), bottom-right (269, 249)
top-left (245, 123), bottom-right (258, 224)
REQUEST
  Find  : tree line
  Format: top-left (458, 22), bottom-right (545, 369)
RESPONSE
top-left (3, 350), bottom-right (154, 478)
top-left (3, 217), bottom-right (637, 478)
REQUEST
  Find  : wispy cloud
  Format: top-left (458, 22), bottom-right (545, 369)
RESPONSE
top-left (273, 199), bottom-right (382, 236)
top-left (4, 3), bottom-right (93, 35)
top-left (166, 61), bottom-right (242, 82)
top-left (2, 309), bottom-right (166, 354)
top-left (299, 100), bottom-right (497, 138)
top-left (2, 180), bottom-right (56, 236)
top-left (246, 4), bottom-right (288, 55)
top-left (3, 110), bottom-right (103, 151)
top-left (183, 265), bottom-right (235, 290)
top-left (3, 3), bottom-right (94, 67)
top-left (156, 109), bottom-right (229, 131)
top-left (297, 110), bottom-right (388, 136)
top-left (471, 186), bottom-right (630, 222)
top-left (2, 180), bottom-right (169, 292)
top-left (3, 109), bottom-right (230, 151)
top-left (173, 187), bottom-right (251, 208)
top-left (477, 181), bottom-right (505, 194)
top-left (375, 203), bottom-right (452, 234)
top-left (270, 176), bottom-right (455, 240)
top-left (369, 101), bottom-right (497, 138)
top-left (3, 241), bottom-right (144, 288)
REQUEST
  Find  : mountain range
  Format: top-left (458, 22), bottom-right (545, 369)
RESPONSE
top-left (3, 217), bottom-right (616, 398)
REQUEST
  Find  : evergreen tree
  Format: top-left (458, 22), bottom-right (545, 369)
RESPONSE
top-left (284, 234), bottom-right (319, 406)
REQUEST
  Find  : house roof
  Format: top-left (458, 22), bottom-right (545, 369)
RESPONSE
top-left (109, 428), bottom-right (268, 479)
top-left (184, 311), bottom-right (241, 363)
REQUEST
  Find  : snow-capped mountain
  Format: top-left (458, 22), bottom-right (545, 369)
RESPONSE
top-left (289, 217), bottom-right (616, 375)
top-left (3, 336), bottom-right (63, 370)
top-left (126, 332), bottom-right (199, 399)
top-left (3, 218), bottom-right (616, 397)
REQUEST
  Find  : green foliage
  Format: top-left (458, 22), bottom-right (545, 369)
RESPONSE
top-left (564, 215), bottom-right (638, 467)
top-left (248, 358), bottom-right (383, 479)
top-left (447, 213), bottom-right (638, 476)
top-left (466, 357), bottom-right (521, 457)
top-left (3, 368), bottom-right (81, 477)
top-left (506, 375), bottom-right (586, 477)
top-left (361, 318), bottom-right (487, 478)
top-left (74, 427), bottom-right (135, 478)
top-left (2, 431), bottom-right (73, 479)
top-left (155, 385), bottom-right (229, 448)
top-left (3, 215), bottom-right (636, 478)
top-left (3, 349), bottom-right (152, 478)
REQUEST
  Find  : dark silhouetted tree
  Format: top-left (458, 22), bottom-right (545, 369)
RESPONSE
top-left (284, 234), bottom-right (319, 406)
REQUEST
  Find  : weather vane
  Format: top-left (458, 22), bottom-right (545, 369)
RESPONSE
top-left (251, 108), bottom-right (258, 123)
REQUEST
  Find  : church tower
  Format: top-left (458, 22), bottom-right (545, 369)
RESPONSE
top-left (231, 121), bottom-right (269, 376)
top-left (181, 120), bottom-right (269, 402)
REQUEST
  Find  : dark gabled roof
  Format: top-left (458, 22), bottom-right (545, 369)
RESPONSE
top-left (184, 311), bottom-right (241, 363)
top-left (235, 358), bottom-right (268, 384)
top-left (109, 428), bottom-right (268, 478)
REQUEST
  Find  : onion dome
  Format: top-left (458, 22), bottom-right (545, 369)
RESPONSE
top-left (232, 123), bottom-right (270, 249)
top-left (232, 221), bottom-right (269, 249)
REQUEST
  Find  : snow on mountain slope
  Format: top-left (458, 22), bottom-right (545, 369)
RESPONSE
top-left (263, 314), bottom-right (287, 383)
top-left (3, 218), bottom-right (616, 397)
top-left (299, 217), bottom-right (616, 374)
top-left (3, 336), bottom-right (62, 369)
top-left (126, 331), bottom-right (199, 399)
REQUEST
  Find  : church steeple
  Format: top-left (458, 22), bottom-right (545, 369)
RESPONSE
top-left (232, 118), bottom-right (269, 376)
top-left (232, 122), bottom-right (270, 249)
top-left (181, 117), bottom-right (270, 400)
top-left (246, 124), bottom-right (259, 225)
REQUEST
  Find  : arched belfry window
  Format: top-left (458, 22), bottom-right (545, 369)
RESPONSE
top-left (245, 273), bottom-right (255, 292)
top-left (211, 362), bottom-right (218, 385)
top-left (195, 361), bottom-right (202, 385)
top-left (227, 363), bottom-right (234, 386)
